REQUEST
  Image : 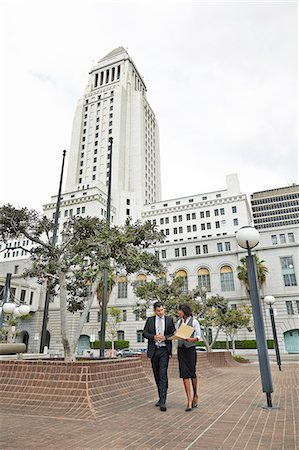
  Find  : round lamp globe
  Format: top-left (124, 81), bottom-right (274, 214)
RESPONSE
top-left (236, 226), bottom-right (260, 250)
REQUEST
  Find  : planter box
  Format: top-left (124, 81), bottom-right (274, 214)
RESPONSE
top-left (0, 343), bottom-right (26, 355)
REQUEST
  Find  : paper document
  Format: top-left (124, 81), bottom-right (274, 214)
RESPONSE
top-left (169, 323), bottom-right (195, 340)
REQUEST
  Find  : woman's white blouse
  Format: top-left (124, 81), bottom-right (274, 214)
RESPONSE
top-left (176, 316), bottom-right (201, 340)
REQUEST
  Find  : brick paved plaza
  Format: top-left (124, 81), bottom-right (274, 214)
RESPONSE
top-left (0, 355), bottom-right (298, 450)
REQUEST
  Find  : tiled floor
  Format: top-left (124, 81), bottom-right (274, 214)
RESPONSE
top-left (0, 363), bottom-right (298, 449)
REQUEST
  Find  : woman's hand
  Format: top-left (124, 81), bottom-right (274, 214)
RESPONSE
top-left (184, 337), bottom-right (197, 342)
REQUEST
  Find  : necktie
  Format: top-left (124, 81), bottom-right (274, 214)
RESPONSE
top-left (156, 317), bottom-right (164, 347)
top-left (159, 317), bottom-right (164, 335)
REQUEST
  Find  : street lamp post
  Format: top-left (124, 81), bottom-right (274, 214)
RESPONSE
top-left (0, 273), bottom-right (31, 342)
top-left (40, 150), bottom-right (66, 353)
top-left (0, 273), bottom-right (12, 330)
top-left (236, 226), bottom-right (273, 408)
top-left (99, 137), bottom-right (113, 359)
top-left (265, 295), bottom-right (282, 372)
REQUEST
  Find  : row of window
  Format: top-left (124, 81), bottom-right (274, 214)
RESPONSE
top-left (3, 240), bottom-right (30, 249)
top-left (271, 233), bottom-right (295, 245)
top-left (0, 286), bottom-right (34, 305)
top-left (151, 207), bottom-right (238, 225)
top-left (255, 219), bottom-right (299, 229)
top-left (159, 219), bottom-right (238, 236)
top-left (90, 301), bottom-right (299, 335)
top-left (159, 195), bottom-right (226, 209)
top-left (94, 65), bottom-right (121, 88)
top-left (166, 242), bottom-right (231, 258)
top-left (117, 330), bottom-right (144, 343)
top-left (62, 207), bottom-right (86, 218)
top-left (254, 213), bottom-right (299, 224)
top-left (252, 201), bottom-right (299, 212)
top-left (117, 267), bottom-right (236, 296)
top-left (3, 250), bottom-right (28, 258)
top-left (253, 207), bottom-right (299, 217)
top-left (116, 255), bottom-right (297, 298)
top-left (251, 193), bottom-right (299, 205)
top-left (82, 308), bottom-right (144, 324)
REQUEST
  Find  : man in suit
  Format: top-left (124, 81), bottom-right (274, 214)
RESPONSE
top-left (143, 301), bottom-right (175, 411)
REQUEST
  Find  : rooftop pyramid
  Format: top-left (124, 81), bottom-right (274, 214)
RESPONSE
top-left (99, 47), bottom-right (128, 63)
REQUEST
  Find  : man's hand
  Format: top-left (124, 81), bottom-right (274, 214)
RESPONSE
top-left (154, 334), bottom-right (165, 342)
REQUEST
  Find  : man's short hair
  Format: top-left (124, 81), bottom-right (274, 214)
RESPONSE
top-left (153, 301), bottom-right (163, 310)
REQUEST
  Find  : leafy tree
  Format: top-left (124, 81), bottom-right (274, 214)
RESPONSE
top-left (1, 314), bottom-right (18, 343)
top-left (237, 254), bottom-right (268, 294)
top-left (0, 205), bottom-right (163, 361)
top-left (192, 288), bottom-right (229, 351)
top-left (133, 276), bottom-right (200, 319)
top-left (106, 306), bottom-right (122, 353)
top-left (134, 278), bottom-right (229, 352)
top-left (220, 304), bottom-right (253, 354)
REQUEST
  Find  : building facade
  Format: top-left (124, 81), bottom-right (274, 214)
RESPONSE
top-left (1, 49), bottom-right (298, 356)
top-left (142, 173), bottom-right (251, 244)
top-left (251, 184), bottom-right (299, 230)
top-left (56, 46), bottom-right (161, 226)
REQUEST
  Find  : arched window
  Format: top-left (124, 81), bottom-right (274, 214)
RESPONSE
top-left (117, 330), bottom-right (125, 340)
top-left (117, 276), bottom-right (128, 298)
top-left (137, 330), bottom-right (144, 343)
top-left (136, 274), bottom-right (147, 286)
top-left (197, 268), bottom-right (211, 292)
top-left (220, 266), bottom-right (235, 291)
top-left (175, 270), bottom-right (188, 293)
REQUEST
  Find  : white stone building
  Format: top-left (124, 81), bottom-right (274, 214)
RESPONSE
top-left (142, 173), bottom-right (251, 244)
top-left (251, 184), bottom-right (299, 230)
top-left (46, 46), bottom-right (161, 226)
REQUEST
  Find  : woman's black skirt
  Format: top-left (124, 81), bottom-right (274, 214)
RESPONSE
top-left (178, 345), bottom-right (197, 379)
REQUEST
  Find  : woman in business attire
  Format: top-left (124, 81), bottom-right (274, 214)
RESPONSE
top-left (177, 303), bottom-right (201, 411)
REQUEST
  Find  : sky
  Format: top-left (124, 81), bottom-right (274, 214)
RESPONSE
top-left (0, 0), bottom-right (297, 211)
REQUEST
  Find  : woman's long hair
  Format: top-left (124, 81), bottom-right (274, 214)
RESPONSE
top-left (178, 303), bottom-right (192, 318)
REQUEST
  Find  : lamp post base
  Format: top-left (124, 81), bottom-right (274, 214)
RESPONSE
top-left (267, 392), bottom-right (272, 407)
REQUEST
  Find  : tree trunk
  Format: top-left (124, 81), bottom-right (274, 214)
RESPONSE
top-left (209, 327), bottom-right (220, 350)
top-left (231, 334), bottom-right (236, 355)
top-left (202, 334), bottom-right (211, 352)
top-left (226, 336), bottom-right (229, 350)
top-left (62, 338), bottom-right (77, 362)
top-left (59, 270), bottom-right (76, 362)
top-left (71, 272), bottom-right (103, 358)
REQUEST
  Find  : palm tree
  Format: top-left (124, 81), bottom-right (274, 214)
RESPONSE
top-left (97, 271), bottom-right (116, 305)
top-left (237, 254), bottom-right (268, 294)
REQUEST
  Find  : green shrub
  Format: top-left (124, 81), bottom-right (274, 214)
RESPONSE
top-left (233, 355), bottom-right (250, 363)
top-left (92, 340), bottom-right (129, 350)
top-left (195, 339), bottom-right (274, 349)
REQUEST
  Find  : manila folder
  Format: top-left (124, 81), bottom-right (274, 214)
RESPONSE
top-left (170, 323), bottom-right (195, 340)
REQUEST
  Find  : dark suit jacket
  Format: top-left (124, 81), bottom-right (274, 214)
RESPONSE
top-left (143, 316), bottom-right (175, 358)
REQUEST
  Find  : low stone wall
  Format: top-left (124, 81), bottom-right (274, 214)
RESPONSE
top-left (141, 351), bottom-right (239, 378)
top-left (0, 357), bottom-right (155, 420)
top-left (0, 351), bottom-right (239, 420)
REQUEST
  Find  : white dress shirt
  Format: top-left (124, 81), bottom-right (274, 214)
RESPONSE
top-left (155, 315), bottom-right (166, 346)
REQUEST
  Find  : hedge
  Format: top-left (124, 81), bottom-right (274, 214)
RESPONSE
top-left (91, 340), bottom-right (129, 350)
top-left (196, 340), bottom-right (274, 350)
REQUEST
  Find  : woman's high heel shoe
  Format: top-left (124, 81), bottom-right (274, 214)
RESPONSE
top-left (185, 402), bottom-right (192, 412)
top-left (192, 395), bottom-right (199, 408)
